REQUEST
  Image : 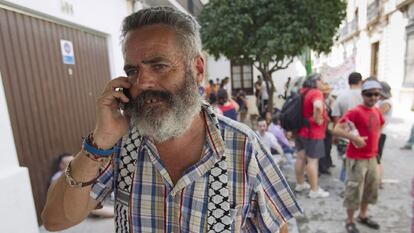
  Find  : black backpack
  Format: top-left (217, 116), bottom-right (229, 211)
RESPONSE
top-left (280, 89), bottom-right (310, 132)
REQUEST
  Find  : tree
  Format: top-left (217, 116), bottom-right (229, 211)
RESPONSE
top-left (199, 0), bottom-right (346, 112)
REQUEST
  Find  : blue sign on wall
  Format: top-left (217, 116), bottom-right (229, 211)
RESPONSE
top-left (60, 40), bottom-right (75, 65)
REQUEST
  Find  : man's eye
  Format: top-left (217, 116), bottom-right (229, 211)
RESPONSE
top-left (125, 69), bottom-right (138, 77)
top-left (153, 64), bottom-right (168, 71)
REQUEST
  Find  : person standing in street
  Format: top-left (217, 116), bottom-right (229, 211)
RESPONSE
top-left (333, 79), bottom-right (384, 233)
top-left (41, 7), bottom-right (301, 233)
top-left (217, 88), bottom-right (239, 121)
top-left (319, 82), bottom-right (335, 175)
top-left (332, 72), bottom-right (363, 182)
top-left (294, 73), bottom-right (330, 198)
top-left (260, 78), bottom-right (269, 116)
top-left (401, 101), bottom-right (414, 150)
top-left (255, 76), bottom-right (263, 114)
top-left (401, 124), bottom-right (414, 150)
top-left (376, 81), bottom-right (393, 187)
top-left (411, 176), bottom-right (414, 233)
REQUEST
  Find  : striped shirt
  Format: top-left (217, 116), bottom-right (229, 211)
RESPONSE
top-left (91, 104), bottom-right (302, 232)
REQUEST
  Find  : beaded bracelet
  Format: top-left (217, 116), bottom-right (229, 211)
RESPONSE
top-left (64, 161), bottom-right (97, 188)
top-left (83, 149), bottom-right (108, 162)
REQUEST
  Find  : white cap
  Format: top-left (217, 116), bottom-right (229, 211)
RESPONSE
top-left (362, 80), bottom-right (382, 91)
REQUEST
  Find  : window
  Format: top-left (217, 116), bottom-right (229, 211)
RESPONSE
top-left (404, 24), bottom-right (414, 87)
top-left (230, 61), bottom-right (254, 95)
top-left (371, 42), bottom-right (379, 77)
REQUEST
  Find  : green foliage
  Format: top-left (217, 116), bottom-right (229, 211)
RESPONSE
top-left (199, 0), bottom-right (346, 67)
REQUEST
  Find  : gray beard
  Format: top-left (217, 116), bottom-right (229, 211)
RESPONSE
top-left (126, 70), bottom-right (202, 143)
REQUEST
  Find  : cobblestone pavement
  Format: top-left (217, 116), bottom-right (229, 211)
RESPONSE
top-left (286, 117), bottom-right (414, 233)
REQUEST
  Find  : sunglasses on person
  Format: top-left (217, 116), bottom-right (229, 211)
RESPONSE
top-left (363, 92), bottom-right (381, 97)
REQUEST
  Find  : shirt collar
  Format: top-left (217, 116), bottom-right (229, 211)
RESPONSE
top-left (201, 102), bottom-right (225, 161)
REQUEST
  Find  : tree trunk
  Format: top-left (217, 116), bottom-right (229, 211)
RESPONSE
top-left (262, 71), bottom-right (275, 113)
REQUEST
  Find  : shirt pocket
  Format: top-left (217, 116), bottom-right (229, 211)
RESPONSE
top-left (230, 204), bottom-right (250, 232)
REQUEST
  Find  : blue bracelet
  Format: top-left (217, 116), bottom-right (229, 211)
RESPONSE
top-left (82, 137), bottom-right (115, 157)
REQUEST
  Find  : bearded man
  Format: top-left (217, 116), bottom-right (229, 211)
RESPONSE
top-left (42, 7), bottom-right (301, 233)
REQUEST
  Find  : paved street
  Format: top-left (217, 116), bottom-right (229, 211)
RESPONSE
top-left (288, 116), bottom-right (414, 233)
top-left (40, 116), bottom-right (413, 233)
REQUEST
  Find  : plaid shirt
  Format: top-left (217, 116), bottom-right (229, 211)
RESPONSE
top-left (91, 104), bottom-right (302, 232)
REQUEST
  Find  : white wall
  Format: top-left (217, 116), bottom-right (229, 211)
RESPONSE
top-left (4, 0), bottom-right (131, 77)
top-left (312, 0), bottom-right (414, 121)
top-left (207, 56), bottom-right (306, 109)
top-left (0, 71), bottom-right (38, 232)
top-left (206, 56), bottom-right (231, 83)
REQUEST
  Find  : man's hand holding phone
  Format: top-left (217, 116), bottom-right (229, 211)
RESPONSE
top-left (93, 77), bottom-right (132, 149)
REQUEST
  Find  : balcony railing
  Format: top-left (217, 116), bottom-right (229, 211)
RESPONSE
top-left (396, 0), bottom-right (414, 8)
top-left (396, 0), bottom-right (414, 11)
top-left (340, 23), bottom-right (349, 38)
top-left (339, 18), bottom-right (358, 39)
top-left (367, 0), bottom-right (380, 23)
top-left (349, 18), bottom-right (357, 33)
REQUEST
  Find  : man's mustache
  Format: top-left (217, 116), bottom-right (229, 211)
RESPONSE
top-left (125, 90), bottom-right (173, 110)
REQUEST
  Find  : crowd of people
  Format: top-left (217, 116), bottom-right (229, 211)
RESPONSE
top-left (41, 6), bottom-right (413, 233)
top-left (202, 70), bottom-right (410, 233)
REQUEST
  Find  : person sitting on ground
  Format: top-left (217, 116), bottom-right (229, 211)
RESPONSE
top-left (256, 117), bottom-right (285, 163)
top-left (268, 113), bottom-right (294, 165)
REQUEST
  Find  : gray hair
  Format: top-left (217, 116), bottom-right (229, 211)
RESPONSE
top-left (121, 6), bottom-right (202, 60)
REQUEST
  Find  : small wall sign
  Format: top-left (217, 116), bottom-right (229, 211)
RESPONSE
top-left (60, 40), bottom-right (75, 65)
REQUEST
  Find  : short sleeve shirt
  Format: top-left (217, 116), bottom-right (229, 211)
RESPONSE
top-left (340, 105), bottom-right (385, 159)
top-left (90, 104), bottom-right (302, 232)
top-left (256, 131), bottom-right (281, 153)
top-left (332, 89), bottom-right (363, 117)
top-left (297, 88), bottom-right (328, 139)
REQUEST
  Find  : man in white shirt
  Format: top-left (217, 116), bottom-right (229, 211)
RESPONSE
top-left (332, 72), bottom-right (363, 119)
top-left (332, 72), bottom-right (363, 182)
top-left (256, 117), bottom-right (284, 156)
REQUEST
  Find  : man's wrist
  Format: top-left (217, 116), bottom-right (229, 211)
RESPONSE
top-left (91, 131), bottom-right (116, 150)
top-left (82, 132), bottom-right (116, 157)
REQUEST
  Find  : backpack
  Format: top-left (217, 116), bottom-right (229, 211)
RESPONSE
top-left (280, 89), bottom-right (310, 132)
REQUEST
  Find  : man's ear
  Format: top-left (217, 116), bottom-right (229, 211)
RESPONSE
top-left (194, 55), bottom-right (205, 85)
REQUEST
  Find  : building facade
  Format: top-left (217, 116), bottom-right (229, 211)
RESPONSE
top-left (314, 0), bottom-right (414, 118)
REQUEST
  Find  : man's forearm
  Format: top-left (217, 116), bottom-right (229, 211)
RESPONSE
top-left (313, 101), bottom-right (324, 125)
top-left (272, 141), bottom-right (284, 156)
top-left (313, 109), bottom-right (323, 125)
top-left (333, 124), bottom-right (356, 141)
top-left (42, 150), bottom-right (103, 231)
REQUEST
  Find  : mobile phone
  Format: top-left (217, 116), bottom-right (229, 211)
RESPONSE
top-left (119, 88), bottom-right (130, 111)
